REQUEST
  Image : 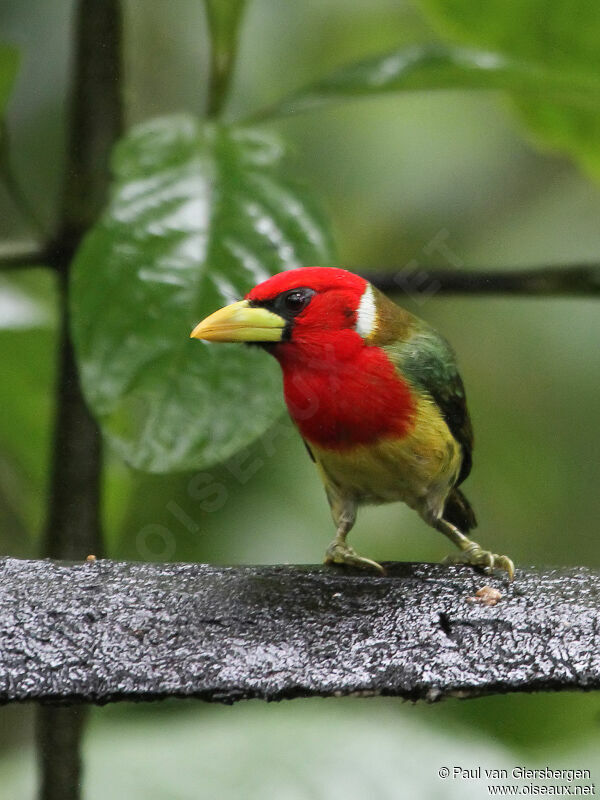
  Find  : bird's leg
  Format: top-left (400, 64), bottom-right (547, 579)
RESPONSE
top-left (323, 491), bottom-right (384, 574)
top-left (435, 518), bottom-right (514, 581)
top-left (325, 526), bottom-right (385, 574)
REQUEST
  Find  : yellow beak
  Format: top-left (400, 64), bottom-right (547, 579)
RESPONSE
top-left (190, 300), bottom-right (286, 343)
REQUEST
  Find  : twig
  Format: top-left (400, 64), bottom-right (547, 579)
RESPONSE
top-left (361, 264), bottom-right (600, 297)
top-left (0, 241), bottom-right (49, 269)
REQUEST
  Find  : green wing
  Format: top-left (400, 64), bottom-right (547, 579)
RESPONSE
top-left (383, 324), bottom-right (474, 485)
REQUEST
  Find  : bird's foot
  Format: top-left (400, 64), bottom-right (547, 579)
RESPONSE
top-left (445, 541), bottom-right (515, 581)
top-left (324, 540), bottom-right (385, 574)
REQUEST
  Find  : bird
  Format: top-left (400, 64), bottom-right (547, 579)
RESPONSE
top-left (190, 266), bottom-right (514, 579)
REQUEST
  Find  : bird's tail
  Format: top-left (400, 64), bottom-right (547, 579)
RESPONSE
top-left (443, 487), bottom-right (477, 533)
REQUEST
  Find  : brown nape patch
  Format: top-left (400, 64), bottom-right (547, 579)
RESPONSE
top-left (367, 286), bottom-right (417, 346)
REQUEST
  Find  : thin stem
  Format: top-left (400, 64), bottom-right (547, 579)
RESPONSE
top-left (205, 0), bottom-right (246, 118)
top-left (0, 243), bottom-right (597, 299)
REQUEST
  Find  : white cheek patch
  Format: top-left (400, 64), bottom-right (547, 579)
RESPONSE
top-left (354, 283), bottom-right (378, 340)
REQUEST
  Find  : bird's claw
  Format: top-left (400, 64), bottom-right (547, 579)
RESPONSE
top-left (324, 541), bottom-right (385, 574)
top-left (445, 543), bottom-right (515, 581)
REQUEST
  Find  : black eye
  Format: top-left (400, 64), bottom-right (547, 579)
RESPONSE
top-left (281, 288), bottom-right (314, 315)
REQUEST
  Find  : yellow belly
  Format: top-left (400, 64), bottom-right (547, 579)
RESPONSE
top-left (308, 395), bottom-right (461, 521)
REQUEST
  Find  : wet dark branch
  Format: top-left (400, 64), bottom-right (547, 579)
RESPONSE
top-left (2, 558), bottom-right (599, 705)
top-left (362, 264), bottom-right (600, 297)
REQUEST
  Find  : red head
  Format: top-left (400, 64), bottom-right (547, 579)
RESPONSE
top-left (191, 267), bottom-right (376, 363)
top-left (191, 267), bottom-right (416, 448)
top-left (244, 267), bottom-right (371, 363)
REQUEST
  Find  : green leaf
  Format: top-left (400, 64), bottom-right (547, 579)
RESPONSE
top-left (419, 0), bottom-right (600, 177)
top-left (70, 116), bottom-right (335, 473)
top-left (0, 44), bottom-right (19, 117)
top-left (260, 43), bottom-right (600, 120)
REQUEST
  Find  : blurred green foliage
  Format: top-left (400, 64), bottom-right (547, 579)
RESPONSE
top-left (3, 698), bottom-right (600, 799)
top-left (424, 0), bottom-right (600, 177)
top-left (0, 44), bottom-right (18, 117)
top-left (1, 1), bottom-right (600, 797)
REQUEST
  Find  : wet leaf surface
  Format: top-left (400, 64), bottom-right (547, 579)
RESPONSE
top-left (71, 116), bottom-right (335, 472)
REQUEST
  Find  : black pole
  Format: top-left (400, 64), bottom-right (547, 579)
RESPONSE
top-left (35, 2), bottom-right (123, 798)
